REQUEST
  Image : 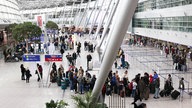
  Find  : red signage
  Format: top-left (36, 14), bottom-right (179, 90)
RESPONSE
top-left (37, 16), bottom-right (42, 27)
top-left (45, 55), bottom-right (62, 62)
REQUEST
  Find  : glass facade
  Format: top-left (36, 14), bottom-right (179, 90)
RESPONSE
top-left (135, 0), bottom-right (192, 13)
top-left (133, 16), bottom-right (192, 32)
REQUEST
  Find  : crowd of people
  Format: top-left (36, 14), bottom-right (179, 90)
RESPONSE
top-left (17, 26), bottom-right (192, 108)
top-left (48, 62), bottom-right (97, 94)
top-left (129, 36), bottom-right (192, 72)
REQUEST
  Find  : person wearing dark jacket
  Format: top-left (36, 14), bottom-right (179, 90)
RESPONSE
top-left (36, 63), bottom-right (43, 82)
top-left (20, 64), bottom-right (26, 80)
top-left (90, 75), bottom-right (96, 90)
top-left (60, 48), bottom-right (64, 56)
top-left (77, 47), bottom-right (81, 57)
top-left (72, 52), bottom-right (77, 65)
top-left (86, 54), bottom-right (92, 69)
top-left (25, 67), bottom-right (31, 83)
top-left (154, 77), bottom-right (160, 99)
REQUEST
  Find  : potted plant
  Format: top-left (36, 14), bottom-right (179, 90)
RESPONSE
top-left (71, 91), bottom-right (107, 108)
top-left (46, 100), bottom-right (68, 108)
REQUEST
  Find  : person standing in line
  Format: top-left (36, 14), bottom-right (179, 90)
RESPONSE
top-left (132, 79), bottom-right (137, 97)
top-left (73, 73), bottom-right (78, 94)
top-left (123, 70), bottom-right (129, 87)
top-left (69, 70), bottom-right (74, 92)
top-left (77, 73), bottom-right (84, 94)
top-left (154, 77), bottom-right (160, 99)
top-left (179, 77), bottom-right (185, 99)
top-left (165, 46), bottom-right (169, 58)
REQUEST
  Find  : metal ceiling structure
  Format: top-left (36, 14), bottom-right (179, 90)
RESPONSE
top-left (16, 0), bottom-right (95, 10)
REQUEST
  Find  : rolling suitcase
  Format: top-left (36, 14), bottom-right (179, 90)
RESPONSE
top-left (171, 90), bottom-right (180, 99)
top-left (144, 87), bottom-right (150, 99)
top-left (57, 78), bottom-right (61, 86)
top-left (125, 61), bottom-right (130, 69)
top-left (120, 90), bottom-right (125, 98)
top-left (125, 87), bottom-right (131, 97)
top-left (160, 90), bottom-right (165, 97)
top-left (150, 83), bottom-right (155, 94)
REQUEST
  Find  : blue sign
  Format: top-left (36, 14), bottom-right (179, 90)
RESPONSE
top-left (23, 55), bottom-right (41, 62)
top-left (45, 55), bottom-right (62, 61)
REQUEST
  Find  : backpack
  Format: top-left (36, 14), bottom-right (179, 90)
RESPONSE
top-left (128, 82), bottom-right (133, 90)
top-left (38, 65), bottom-right (43, 73)
top-left (111, 76), bottom-right (116, 86)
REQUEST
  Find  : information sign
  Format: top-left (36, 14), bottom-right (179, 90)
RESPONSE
top-left (23, 55), bottom-right (41, 62)
top-left (45, 55), bottom-right (62, 62)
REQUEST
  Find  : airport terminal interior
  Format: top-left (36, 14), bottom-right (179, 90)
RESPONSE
top-left (0, 0), bottom-right (192, 108)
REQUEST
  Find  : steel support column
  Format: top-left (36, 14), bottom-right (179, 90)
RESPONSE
top-left (91, 0), bottom-right (138, 105)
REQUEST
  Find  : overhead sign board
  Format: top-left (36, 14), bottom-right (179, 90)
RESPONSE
top-left (45, 55), bottom-right (62, 62)
top-left (23, 55), bottom-right (41, 62)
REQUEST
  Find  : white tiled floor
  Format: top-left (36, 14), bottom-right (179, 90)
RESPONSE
top-left (0, 34), bottom-right (192, 108)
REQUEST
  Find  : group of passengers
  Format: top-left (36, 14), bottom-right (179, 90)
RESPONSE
top-left (52, 35), bottom-right (73, 52)
top-left (49, 62), bottom-right (97, 94)
top-left (20, 63), bottom-right (43, 83)
top-left (129, 36), bottom-right (191, 72)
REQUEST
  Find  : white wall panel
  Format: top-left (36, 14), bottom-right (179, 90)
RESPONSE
top-left (133, 27), bottom-right (192, 46)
